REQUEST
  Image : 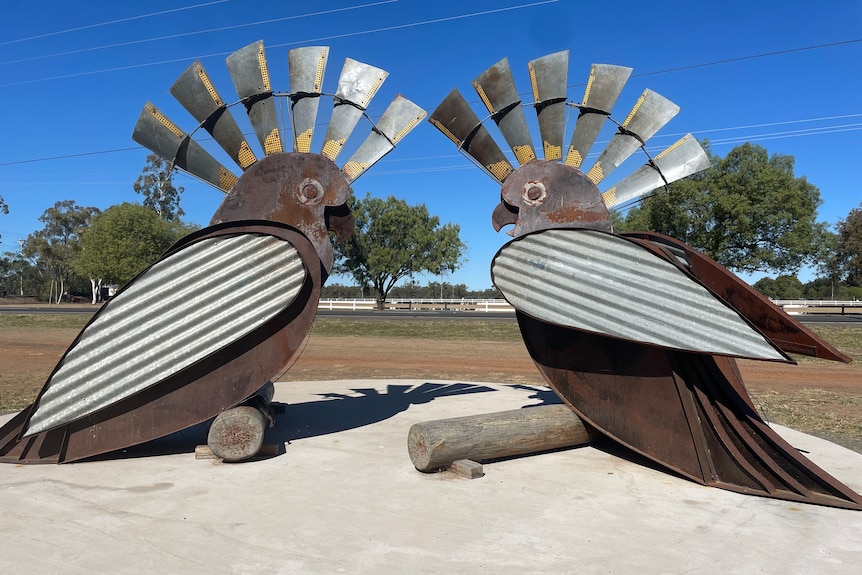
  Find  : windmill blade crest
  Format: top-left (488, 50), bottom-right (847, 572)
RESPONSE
top-left (342, 95), bottom-right (427, 182)
top-left (528, 50), bottom-right (568, 161)
top-left (585, 89), bottom-right (680, 184)
top-left (428, 88), bottom-right (514, 183)
top-left (289, 46), bottom-right (329, 153)
top-left (226, 40), bottom-right (283, 156)
top-left (170, 61), bottom-right (258, 170)
top-left (132, 103), bottom-right (238, 192)
top-left (602, 135), bottom-right (710, 208)
top-left (564, 64), bottom-right (632, 168)
top-left (472, 57), bottom-right (536, 165)
top-left (320, 58), bottom-right (389, 161)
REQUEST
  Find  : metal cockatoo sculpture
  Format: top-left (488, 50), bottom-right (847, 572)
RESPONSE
top-left (429, 51), bottom-right (862, 510)
top-left (0, 41), bottom-right (425, 464)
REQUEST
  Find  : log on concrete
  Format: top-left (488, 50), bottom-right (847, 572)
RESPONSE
top-left (408, 404), bottom-right (598, 472)
top-left (207, 382), bottom-right (274, 462)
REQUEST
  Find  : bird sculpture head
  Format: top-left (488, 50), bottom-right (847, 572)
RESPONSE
top-left (428, 51), bottom-right (711, 238)
top-left (133, 41), bottom-right (426, 273)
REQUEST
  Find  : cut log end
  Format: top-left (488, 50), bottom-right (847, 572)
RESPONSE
top-left (207, 405), bottom-right (266, 462)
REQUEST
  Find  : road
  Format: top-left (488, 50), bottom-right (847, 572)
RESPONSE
top-left (0, 304), bottom-right (860, 325)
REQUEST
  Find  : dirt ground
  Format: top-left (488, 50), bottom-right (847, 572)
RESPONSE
top-left (2, 326), bottom-right (860, 451)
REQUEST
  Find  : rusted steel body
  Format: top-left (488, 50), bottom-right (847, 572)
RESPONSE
top-left (488, 163), bottom-right (862, 510)
top-left (0, 41), bottom-right (425, 464)
top-left (430, 52), bottom-right (862, 509)
top-left (0, 220), bottom-right (321, 463)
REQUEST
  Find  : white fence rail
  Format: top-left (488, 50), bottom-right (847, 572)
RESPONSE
top-left (318, 298), bottom-right (514, 312)
top-left (773, 300), bottom-right (862, 315)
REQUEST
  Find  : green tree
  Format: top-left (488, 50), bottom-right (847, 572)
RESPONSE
top-left (835, 203), bottom-right (862, 286)
top-left (0, 195), bottom-right (7, 245)
top-left (23, 200), bottom-right (100, 303)
top-left (334, 193), bottom-right (466, 310)
top-left (76, 203), bottom-right (198, 302)
top-left (133, 154), bottom-right (185, 221)
top-left (617, 142), bottom-right (828, 275)
top-left (753, 275), bottom-right (803, 299)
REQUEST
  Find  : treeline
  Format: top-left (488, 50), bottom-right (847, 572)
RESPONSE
top-left (321, 282), bottom-right (499, 300)
top-left (754, 276), bottom-right (862, 301)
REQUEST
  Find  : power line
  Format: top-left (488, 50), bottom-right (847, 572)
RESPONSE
top-left (0, 1), bottom-right (229, 46)
top-left (0, 1), bottom-right (559, 88)
top-left (0, 1), bottom-right (399, 66)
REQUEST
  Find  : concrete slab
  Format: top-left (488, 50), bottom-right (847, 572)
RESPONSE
top-left (1, 379), bottom-right (861, 574)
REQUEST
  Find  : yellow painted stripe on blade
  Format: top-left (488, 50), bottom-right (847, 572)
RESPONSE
top-left (321, 138), bottom-right (346, 160)
top-left (586, 161), bottom-right (604, 184)
top-left (565, 146), bottom-right (583, 168)
top-left (602, 187), bottom-right (617, 207)
top-left (258, 43), bottom-right (271, 92)
top-left (655, 135), bottom-right (689, 160)
top-left (528, 64), bottom-right (540, 102)
top-left (513, 145), bottom-right (536, 165)
top-left (391, 113), bottom-right (425, 144)
top-left (360, 74), bottom-right (386, 108)
top-left (295, 128), bottom-right (313, 153)
top-left (314, 49), bottom-right (327, 92)
top-left (197, 64), bottom-right (222, 106)
top-left (219, 167), bottom-right (238, 192)
top-left (342, 160), bottom-right (370, 181)
top-left (544, 142), bottom-right (562, 161)
top-left (238, 141), bottom-right (257, 169)
top-left (147, 104), bottom-right (184, 138)
top-left (429, 118), bottom-right (462, 147)
top-left (487, 161), bottom-right (513, 182)
top-left (473, 82), bottom-right (495, 113)
top-left (622, 92), bottom-right (647, 128)
top-left (582, 66), bottom-right (596, 105)
top-left (264, 129), bottom-right (282, 155)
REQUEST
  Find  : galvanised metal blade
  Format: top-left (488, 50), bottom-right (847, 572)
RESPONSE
top-left (341, 95), bottom-right (427, 182)
top-left (584, 89), bottom-right (680, 184)
top-left (472, 57), bottom-right (536, 166)
top-left (428, 88), bottom-right (514, 183)
top-left (528, 51), bottom-right (568, 161)
top-left (602, 134), bottom-right (710, 208)
top-left (132, 103), bottom-right (238, 192)
top-left (226, 40), bottom-right (283, 156)
top-left (288, 46), bottom-right (329, 153)
top-left (170, 61), bottom-right (258, 170)
top-left (320, 58), bottom-right (388, 161)
top-left (564, 64), bottom-right (632, 168)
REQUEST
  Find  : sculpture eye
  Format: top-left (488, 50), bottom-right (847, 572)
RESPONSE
top-left (521, 181), bottom-right (547, 206)
top-left (297, 178), bottom-right (325, 205)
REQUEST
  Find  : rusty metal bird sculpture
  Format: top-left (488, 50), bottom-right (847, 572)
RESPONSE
top-left (0, 41), bottom-right (425, 464)
top-left (429, 51), bottom-right (862, 510)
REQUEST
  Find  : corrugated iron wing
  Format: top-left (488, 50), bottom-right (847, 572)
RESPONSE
top-left (24, 231), bottom-right (307, 437)
top-left (491, 228), bottom-right (789, 361)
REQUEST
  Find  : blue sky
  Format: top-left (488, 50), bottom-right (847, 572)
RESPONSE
top-left (1, 0), bottom-right (860, 290)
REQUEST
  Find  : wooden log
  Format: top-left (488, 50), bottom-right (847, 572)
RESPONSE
top-left (207, 382), bottom-right (274, 462)
top-left (408, 404), bottom-right (598, 472)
